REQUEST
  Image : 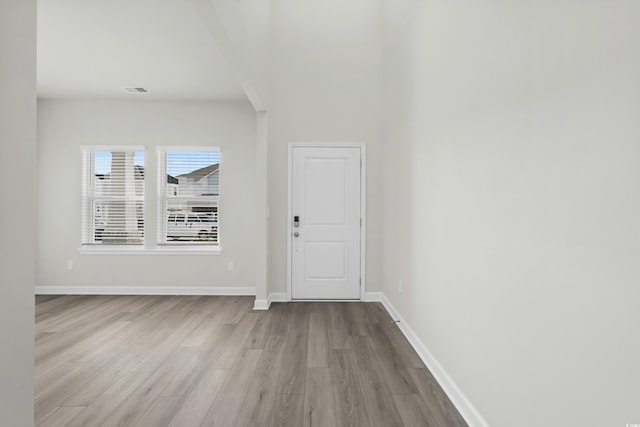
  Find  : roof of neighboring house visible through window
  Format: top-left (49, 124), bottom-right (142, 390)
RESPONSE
top-left (177, 164), bottom-right (219, 182)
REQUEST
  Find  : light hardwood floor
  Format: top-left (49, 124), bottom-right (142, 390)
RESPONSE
top-left (35, 295), bottom-right (467, 427)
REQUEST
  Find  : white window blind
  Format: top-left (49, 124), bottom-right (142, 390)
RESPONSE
top-left (81, 148), bottom-right (145, 245)
top-left (157, 148), bottom-right (220, 246)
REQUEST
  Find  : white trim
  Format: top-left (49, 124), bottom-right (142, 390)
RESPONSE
top-left (284, 299), bottom-right (365, 303)
top-left (287, 143), bottom-right (367, 301)
top-left (377, 293), bottom-right (490, 427)
top-left (35, 286), bottom-right (255, 296)
top-left (155, 145), bottom-right (221, 152)
top-left (253, 292), bottom-right (288, 310)
top-left (254, 111), bottom-right (269, 306)
top-left (363, 291), bottom-right (384, 302)
top-left (269, 292), bottom-right (288, 304)
top-left (287, 145), bottom-right (293, 300)
top-left (359, 146), bottom-right (367, 300)
top-left (78, 246), bottom-right (222, 255)
top-left (253, 299), bottom-right (269, 310)
top-left (80, 145), bottom-right (146, 152)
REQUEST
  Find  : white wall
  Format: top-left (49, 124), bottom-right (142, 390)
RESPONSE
top-left (382, 1), bottom-right (640, 426)
top-left (212, 0), bottom-right (271, 108)
top-left (0, 0), bottom-right (36, 424)
top-left (266, 0), bottom-right (384, 296)
top-left (37, 100), bottom-right (257, 290)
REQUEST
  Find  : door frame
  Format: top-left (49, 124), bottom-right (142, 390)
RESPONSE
top-left (287, 143), bottom-right (367, 301)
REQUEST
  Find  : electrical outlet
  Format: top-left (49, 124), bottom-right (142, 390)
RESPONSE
top-left (398, 279), bottom-right (403, 294)
top-left (67, 260), bottom-right (74, 270)
top-left (228, 261), bottom-right (234, 271)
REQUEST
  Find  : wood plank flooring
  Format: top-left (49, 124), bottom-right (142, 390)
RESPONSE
top-left (35, 295), bottom-right (467, 427)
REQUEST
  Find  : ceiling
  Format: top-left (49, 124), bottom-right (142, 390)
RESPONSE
top-left (37, 0), bottom-right (247, 100)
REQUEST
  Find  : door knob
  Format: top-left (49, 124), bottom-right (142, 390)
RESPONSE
top-left (293, 232), bottom-right (299, 237)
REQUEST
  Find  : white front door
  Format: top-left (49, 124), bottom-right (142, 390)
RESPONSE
top-left (291, 146), bottom-right (362, 300)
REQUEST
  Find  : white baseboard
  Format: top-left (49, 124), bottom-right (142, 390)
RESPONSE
top-left (377, 292), bottom-right (489, 427)
top-left (35, 285), bottom-right (256, 296)
top-left (253, 299), bottom-right (269, 310)
top-left (269, 292), bottom-right (288, 303)
top-left (363, 291), bottom-right (384, 302)
top-left (253, 292), bottom-right (288, 310)
top-left (255, 292), bottom-right (379, 309)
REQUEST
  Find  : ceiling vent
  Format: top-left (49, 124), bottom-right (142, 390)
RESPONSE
top-left (122, 87), bottom-right (150, 94)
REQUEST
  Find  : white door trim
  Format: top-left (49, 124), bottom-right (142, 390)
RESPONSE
top-left (287, 143), bottom-right (367, 301)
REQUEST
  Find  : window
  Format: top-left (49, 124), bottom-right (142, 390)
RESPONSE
top-left (81, 147), bottom-right (145, 245)
top-left (157, 147), bottom-right (220, 246)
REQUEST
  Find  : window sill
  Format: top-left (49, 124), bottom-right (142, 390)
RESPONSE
top-left (78, 245), bottom-right (223, 255)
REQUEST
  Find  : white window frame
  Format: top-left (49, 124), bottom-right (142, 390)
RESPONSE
top-left (79, 145), bottom-right (146, 250)
top-left (156, 146), bottom-right (221, 250)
